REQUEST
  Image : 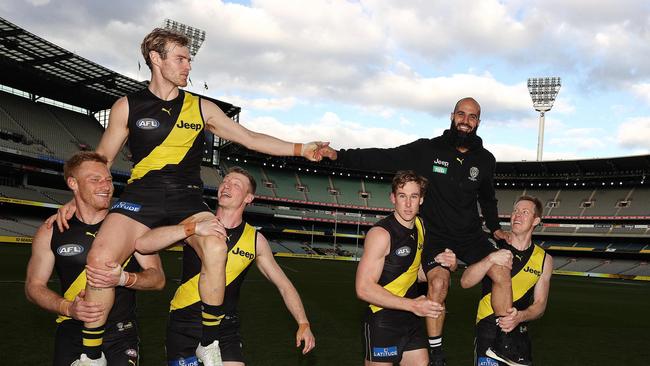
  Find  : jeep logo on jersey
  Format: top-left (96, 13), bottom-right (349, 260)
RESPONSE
top-left (523, 266), bottom-right (542, 276)
top-left (433, 158), bottom-right (449, 167)
top-left (136, 118), bottom-right (160, 130)
top-left (176, 120), bottom-right (202, 131)
top-left (395, 246), bottom-right (411, 257)
top-left (57, 244), bottom-right (84, 256)
top-left (232, 247), bottom-right (255, 260)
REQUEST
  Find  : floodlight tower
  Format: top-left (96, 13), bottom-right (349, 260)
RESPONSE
top-left (527, 77), bottom-right (561, 161)
top-left (163, 19), bottom-right (206, 58)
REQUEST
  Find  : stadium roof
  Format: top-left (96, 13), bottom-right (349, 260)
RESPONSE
top-left (220, 143), bottom-right (650, 180)
top-left (0, 16), bottom-right (239, 117)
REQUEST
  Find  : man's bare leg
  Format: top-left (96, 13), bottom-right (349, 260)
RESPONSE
top-left (400, 348), bottom-right (429, 366)
top-left (426, 267), bottom-right (450, 365)
top-left (183, 212), bottom-right (228, 365)
top-left (81, 213), bottom-right (149, 360)
top-left (487, 265), bottom-right (512, 316)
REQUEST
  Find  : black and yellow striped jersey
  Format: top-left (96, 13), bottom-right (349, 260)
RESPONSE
top-left (369, 214), bottom-right (425, 314)
top-left (169, 221), bottom-right (257, 319)
top-left (51, 216), bottom-right (141, 324)
top-left (127, 88), bottom-right (205, 185)
top-left (476, 242), bottom-right (547, 323)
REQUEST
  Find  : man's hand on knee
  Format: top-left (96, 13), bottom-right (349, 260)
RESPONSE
top-left (85, 261), bottom-right (122, 288)
top-left (487, 249), bottom-right (513, 270)
top-left (194, 217), bottom-right (227, 238)
top-left (434, 249), bottom-right (457, 271)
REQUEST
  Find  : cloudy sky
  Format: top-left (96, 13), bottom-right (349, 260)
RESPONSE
top-left (3, 0), bottom-right (650, 161)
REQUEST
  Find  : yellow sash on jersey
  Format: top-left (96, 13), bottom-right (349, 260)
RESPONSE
top-left (170, 223), bottom-right (257, 311)
top-left (129, 92), bottom-right (204, 183)
top-left (370, 217), bottom-right (425, 313)
top-left (476, 245), bottom-right (546, 323)
top-left (56, 257), bottom-right (133, 323)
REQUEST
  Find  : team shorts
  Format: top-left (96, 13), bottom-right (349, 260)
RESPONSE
top-left (474, 316), bottom-right (532, 366)
top-left (422, 232), bottom-right (498, 273)
top-left (110, 180), bottom-right (210, 228)
top-left (166, 312), bottom-right (243, 365)
top-left (53, 319), bottom-right (139, 366)
top-left (362, 309), bottom-right (428, 363)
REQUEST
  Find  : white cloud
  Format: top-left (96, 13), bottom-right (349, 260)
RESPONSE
top-left (219, 95), bottom-right (297, 111)
top-left (616, 117), bottom-right (650, 152)
top-left (630, 83), bottom-right (650, 105)
top-left (241, 112), bottom-right (420, 150)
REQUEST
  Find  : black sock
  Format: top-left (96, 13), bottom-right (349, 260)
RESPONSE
top-left (82, 325), bottom-right (105, 360)
top-left (428, 336), bottom-right (443, 353)
top-left (200, 302), bottom-right (224, 346)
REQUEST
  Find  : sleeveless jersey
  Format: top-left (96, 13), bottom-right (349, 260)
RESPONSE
top-left (169, 221), bottom-right (257, 319)
top-left (126, 88), bottom-right (205, 185)
top-left (476, 242), bottom-right (547, 323)
top-left (369, 214), bottom-right (425, 313)
top-left (51, 216), bottom-right (141, 324)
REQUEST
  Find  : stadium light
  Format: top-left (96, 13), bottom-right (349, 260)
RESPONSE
top-left (163, 19), bottom-right (206, 58)
top-left (527, 77), bottom-right (561, 161)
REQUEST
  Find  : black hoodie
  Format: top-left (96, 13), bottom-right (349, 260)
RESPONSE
top-left (337, 130), bottom-right (500, 240)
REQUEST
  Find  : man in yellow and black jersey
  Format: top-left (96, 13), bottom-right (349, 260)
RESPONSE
top-left (356, 171), bottom-right (457, 366)
top-left (134, 166), bottom-right (315, 366)
top-left (461, 196), bottom-right (553, 366)
top-left (26, 152), bottom-right (165, 366)
top-left (51, 28), bottom-right (329, 366)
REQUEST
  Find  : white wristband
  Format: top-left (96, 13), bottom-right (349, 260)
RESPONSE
top-left (118, 268), bottom-right (128, 286)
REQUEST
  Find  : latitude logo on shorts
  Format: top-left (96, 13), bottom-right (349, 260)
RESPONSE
top-left (478, 357), bottom-right (499, 366)
top-left (373, 346), bottom-right (398, 357)
top-left (111, 201), bottom-right (142, 212)
top-left (56, 244), bottom-right (84, 256)
top-left (135, 118), bottom-right (160, 130)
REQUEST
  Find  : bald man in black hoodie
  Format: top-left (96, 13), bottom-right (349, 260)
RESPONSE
top-left (321, 98), bottom-right (518, 366)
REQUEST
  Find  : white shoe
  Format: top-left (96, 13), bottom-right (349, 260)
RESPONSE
top-left (70, 353), bottom-right (107, 366)
top-left (196, 340), bottom-right (223, 366)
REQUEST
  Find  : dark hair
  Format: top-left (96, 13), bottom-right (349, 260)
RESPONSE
top-left (63, 151), bottom-right (108, 180)
top-left (514, 195), bottom-right (543, 218)
top-left (453, 97), bottom-right (481, 119)
top-left (141, 28), bottom-right (190, 70)
top-left (391, 170), bottom-right (428, 196)
top-left (227, 166), bottom-right (257, 194)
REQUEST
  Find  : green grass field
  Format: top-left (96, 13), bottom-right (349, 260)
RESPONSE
top-left (2, 245), bottom-right (649, 365)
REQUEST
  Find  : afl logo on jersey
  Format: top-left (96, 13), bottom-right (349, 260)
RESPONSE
top-left (136, 118), bottom-right (160, 130)
top-left (395, 246), bottom-right (411, 257)
top-left (57, 244), bottom-right (84, 256)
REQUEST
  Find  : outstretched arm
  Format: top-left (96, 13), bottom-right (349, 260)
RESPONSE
top-left (460, 249), bottom-right (513, 289)
top-left (25, 224), bottom-right (104, 322)
top-left (202, 99), bottom-right (327, 161)
top-left (355, 226), bottom-right (443, 317)
top-left (498, 255), bottom-right (553, 332)
top-left (320, 138), bottom-right (426, 173)
top-left (255, 233), bottom-right (315, 354)
top-left (134, 214), bottom-right (225, 254)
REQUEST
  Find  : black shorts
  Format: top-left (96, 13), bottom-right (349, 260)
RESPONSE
top-left (166, 312), bottom-right (243, 364)
top-left (362, 308), bottom-right (427, 363)
top-left (53, 319), bottom-right (139, 366)
top-left (422, 232), bottom-right (498, 273)
top-left (110, 180), bottom-right (210, 228)
top-left (474, 316), bottom-right (531, 366)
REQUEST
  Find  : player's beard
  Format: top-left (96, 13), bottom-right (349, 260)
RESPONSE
top-left (449, 119), bottom-right (479, 149)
